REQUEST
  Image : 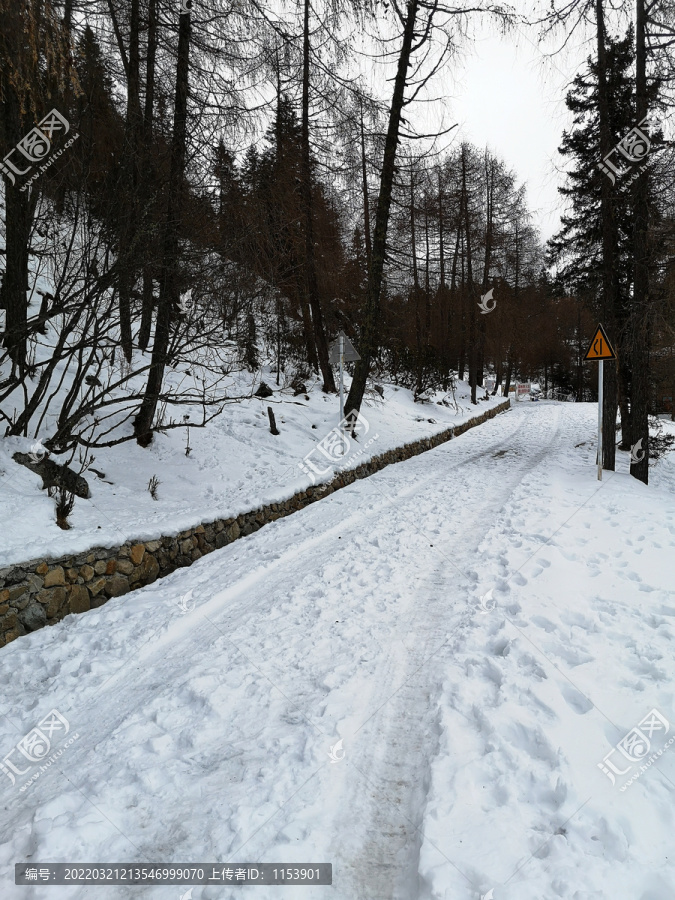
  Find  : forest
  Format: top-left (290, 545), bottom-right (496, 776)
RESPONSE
top-left (1, 0), bottom-right (674, 486)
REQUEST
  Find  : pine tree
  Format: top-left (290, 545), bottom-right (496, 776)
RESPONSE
top-left (548, 30), bottom-right (635, 298)
top-left (215, 139), bottom-right (243, 258)
top-left (547, 27), bottom-right (635, 449)
top-left (0, 0), bottom-right (73, 377)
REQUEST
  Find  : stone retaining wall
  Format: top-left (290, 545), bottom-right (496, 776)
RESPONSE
top-left (0, 399), bottom-right (510, 648)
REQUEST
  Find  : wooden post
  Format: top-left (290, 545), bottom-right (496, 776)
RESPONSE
top-left (267, 406), bottom-right (280, 435)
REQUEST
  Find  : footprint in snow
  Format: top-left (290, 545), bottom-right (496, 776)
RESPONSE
top-left (658, 605), bottom-right (675, 617)
top-left (517, 653), bottom-right (548, 681)
top-left (560, 610), bottom-right (598, 632)
top-left (560, 683), bottom-right (594, 714)
top-left (504, 721), bottom-right (559, 765)
top-left (482, 658), bottom-right (504, 688)
top-left (549, 642), bottom-right (595, 667)
top-left (490, 637), bottom-right (511, 658)
top-left (531, 616), bottom-right (557, 633)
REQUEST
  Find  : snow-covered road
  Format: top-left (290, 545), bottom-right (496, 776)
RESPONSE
top-left (2, 402), bottom-right (675, 900)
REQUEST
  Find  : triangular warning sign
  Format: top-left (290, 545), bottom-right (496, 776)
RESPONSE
top-left (584, 324), bottom-right (616, 361)
top-left (329, 331), bottom-right (361, 363)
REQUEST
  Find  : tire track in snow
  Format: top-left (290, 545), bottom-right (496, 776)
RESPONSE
top-left (0, 406), bottom-right (530, 889)
top-left (324, 405), bottom-right (562, 899)
top-left (0, 404), bottom-right (563, 900)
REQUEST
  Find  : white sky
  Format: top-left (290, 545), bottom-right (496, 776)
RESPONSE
top-left (354, 4), bottom-right (599, 247)
top-left (448, 22), bottom-right (590, 243)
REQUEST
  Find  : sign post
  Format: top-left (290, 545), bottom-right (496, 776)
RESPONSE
top-left (328, 331), bottom-right (361, 426)
top-left (597, 359), bottom-right (603, 481)
top-left (584, 323), bottom-right (616, 481)
top-left (339, 332), bottom-right (344, 421)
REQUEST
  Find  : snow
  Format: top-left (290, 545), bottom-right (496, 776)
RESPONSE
top-left (418, 407), bottom-right (675, 899)
top-left (1, 401), bottom-right (675, 900)
top-left (0, 373), bottom-right (501, 568)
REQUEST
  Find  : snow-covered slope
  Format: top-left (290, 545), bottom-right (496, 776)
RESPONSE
top-left (1, 402), bottom-right (674, 899)
top-left (0, 373), bottom-right (503, 567)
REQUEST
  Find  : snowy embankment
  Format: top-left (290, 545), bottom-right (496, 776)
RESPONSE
top-left (1, 402), bottom-right (674, 900)
top-left (418, 411), bottom-right (675, 900)
top-left (0, 373), bottom-right (502, 568)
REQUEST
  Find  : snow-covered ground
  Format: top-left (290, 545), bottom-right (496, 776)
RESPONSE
top-left (1, 401), bottom-right (674, 900)
top-left (0, 373), bottom-right (502, 568)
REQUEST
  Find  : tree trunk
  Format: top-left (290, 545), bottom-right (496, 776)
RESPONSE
top-left (450, 223), bottom-right (460, 292)
top-left (617, 356), bottom-right (631, 449)
top-left (458, 229), bottom-right (466, 380)
top-left (344, 0), bottom-right (420, 419)
top-left (134, 6), bottom-right (191, 445)
top-left (630, 0), bottom-right (650, 484)
top-left (64, 0), bottom-right (74, 30)
top-left (410, 165), bottom-right (423, 392)
top-left (461, 146), bottom-right (478, 404)
top-left (360, 101), bottom-right (372, 273)
top-left (478, 152), bottom-right (494, 388)
top-left (438, 171), bottom-right (451, 377)
top-left (298, 278), bottom-right (319, 372)
top-left (504, 350), bottom-right (513, 398)
top-left (438, 170), bottom-right (445, 289)
top-left (272, 71), bottom-right (316, 374)
top-left (117, 0), bottom-right (142, 363)
top-left (138, 0), bottom-right (158, 352)
top-left (424, 195), bottom-right (431, 343)
top-left (450, 221), bottom-right (460, 373)
top-left (410, 164), bottom-right (419, 290)
top-left (0, 75), bottom-right (33, 377)
top-left (1, 175), bottom-right (33, 377)
top-left (574, 304), bottom-right (581, 400)
top-left (276, 295), bottom-right (284, 385)
top-left (301, 0), bottom-right (336, 393)
top-left (596, 0), bottom-right (619, 471)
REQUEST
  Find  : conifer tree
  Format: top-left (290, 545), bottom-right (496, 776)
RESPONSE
top-left (547, 27), bottom-right (635, 450)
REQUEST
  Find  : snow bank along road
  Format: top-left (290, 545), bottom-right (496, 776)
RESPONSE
top-left (2, 402), bottom-right (675, 900)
